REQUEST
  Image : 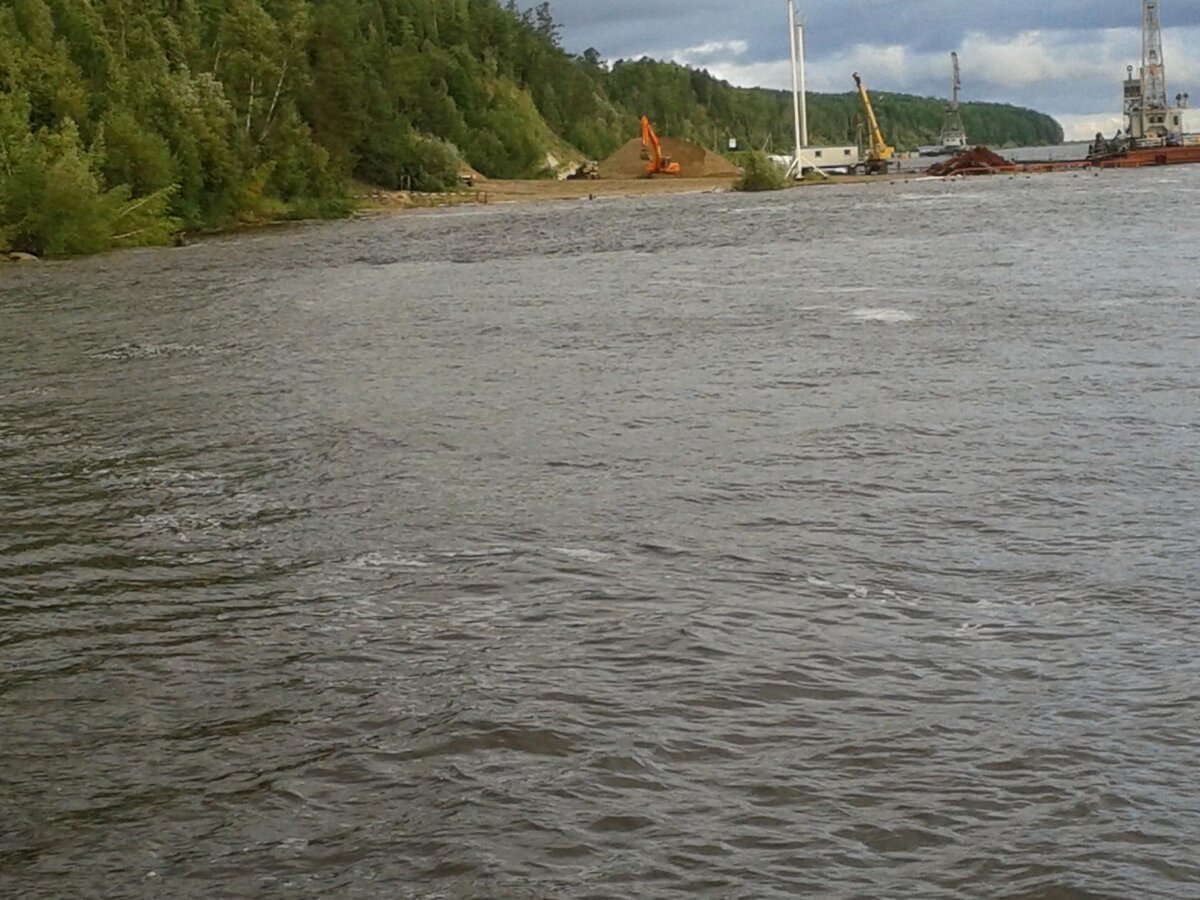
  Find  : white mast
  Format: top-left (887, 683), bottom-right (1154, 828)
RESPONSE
top-left (787, 0), bottom-right (802, 176)
top-left (797, 19), bottom-right (809, 147)
top-left (786, 2), bottom-right (824, 178)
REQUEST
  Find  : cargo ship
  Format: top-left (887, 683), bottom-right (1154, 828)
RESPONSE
top-left (1087, 138), bottom-right (1200, 167)
top-left (1086, 1), bottom-right (1199, 167)
top-left (927, 2), bottom-right (1200, 176)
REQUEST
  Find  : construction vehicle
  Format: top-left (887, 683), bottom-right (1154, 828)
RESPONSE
top-left (565, 160), bottom-right (599, 180)
top-left (852, 72), bottom-right (895, 174)
top-left (639, 116), bottom-right (681, 176)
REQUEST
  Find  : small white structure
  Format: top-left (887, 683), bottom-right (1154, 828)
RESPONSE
top-left (771, 146), bottom-right (860, 175)
top-left (1181, 106), bottom-right (1200, 140)
top-left (801, 146), bottom-right (860, 172)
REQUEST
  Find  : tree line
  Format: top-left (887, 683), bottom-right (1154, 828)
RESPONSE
top-left (604, 59), bottom-right (1063, 155)
top-left (0, 0), bottom-right (1063, 256)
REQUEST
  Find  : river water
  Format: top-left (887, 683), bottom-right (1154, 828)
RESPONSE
top-left (3, 169), bottom-right (1200, 898)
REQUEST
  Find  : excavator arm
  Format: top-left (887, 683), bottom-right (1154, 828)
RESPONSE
top-left (639, 115), bottom-right (681, 176)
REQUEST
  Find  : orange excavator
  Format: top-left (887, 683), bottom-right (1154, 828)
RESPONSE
top-left (639, 116), bottom-right (681, 176)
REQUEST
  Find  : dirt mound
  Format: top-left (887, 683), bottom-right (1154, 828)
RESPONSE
top-left (926, 146), bottom-right (1014, 176)
top-left (598, 137), bottom-right (739, 179)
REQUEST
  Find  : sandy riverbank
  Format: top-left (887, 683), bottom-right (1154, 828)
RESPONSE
top-left (355, 176), bottom-right (738, 213)
top-left (353, 171), bottom-right (935, 216)
top-left (0, 172), bottom-right (932, 262)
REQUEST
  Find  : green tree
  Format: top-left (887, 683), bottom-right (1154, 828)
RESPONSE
top-left (0, 0), bottom-right (1065, 257)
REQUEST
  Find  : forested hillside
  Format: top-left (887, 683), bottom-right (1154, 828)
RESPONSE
top-left (605, 59), bottom-right (1063, 155)
top-left (0, 0), bottom-right (1063, 256)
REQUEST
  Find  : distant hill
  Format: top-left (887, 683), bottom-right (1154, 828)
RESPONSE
top-left (0, 0), bottom-right (1062, 256)
top-left (603, 59), bottom-right (1064, 155)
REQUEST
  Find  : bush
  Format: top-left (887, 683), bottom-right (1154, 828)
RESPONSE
top-left (733, 150), bottom-right (788, 192)
top-left (0, 116), bottom-right (178, 256)
top-left (356, 126), bottom-right (461, 192)
top-left (97, 109), bottom-right (176, 197)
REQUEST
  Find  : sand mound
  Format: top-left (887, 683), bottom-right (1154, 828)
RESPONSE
top-left (926, 146), bottom-right (1013, 176)
top-left (598, 136), bottom-right (739, 179)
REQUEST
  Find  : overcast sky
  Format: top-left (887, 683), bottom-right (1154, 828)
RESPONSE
top-left (547, 0), bottom-right (1200, 140)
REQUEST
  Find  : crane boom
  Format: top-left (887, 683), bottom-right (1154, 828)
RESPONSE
top-left (852, 72), bottom-right (894, 173)
top-left (950, 52), bottom-right (961, 112)
top-left (938, 52), bottom-right (968, 151)
top-left (1142, 0), bottom-right (1167, 109)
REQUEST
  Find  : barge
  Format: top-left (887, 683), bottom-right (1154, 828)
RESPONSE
top-left (927, 2), bottom-right (1198, 176)
top-left (1083, 1), bottom-right (1198, 167)
top-left (1087, 139), bottom-right (1200, 167)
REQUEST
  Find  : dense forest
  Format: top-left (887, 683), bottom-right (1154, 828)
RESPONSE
top-left (0, 0), bottom-right (1063, 256)
top-left (605, 58), bottom-right (1063, 156)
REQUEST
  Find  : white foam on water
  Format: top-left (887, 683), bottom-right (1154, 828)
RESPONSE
top-left (552, 547), bottom-right (612, 563)
top-left (435, 547), bottom-right (516, 560)
top-left (723, 205), bottom-right (776, 216)
top-left (894, 192), bottom-right (947, 202)
top-left (345, 552), bottom-right (432, 569)
top-left (89, 342), bottom-right (207, 360)
top-left (818, 286), bottom-right (880, 295)
top-left (134, 513), bottom-right (188, 538)
top-left (837, 582), bottom-right (871, 599)
top-left (848, 308), bottom-right (914, 324)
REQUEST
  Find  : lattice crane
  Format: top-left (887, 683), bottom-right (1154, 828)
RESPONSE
top-left (939, 52), bottom-right (968, 151)
top-left (1141, 0), bottom-right (1168, 110)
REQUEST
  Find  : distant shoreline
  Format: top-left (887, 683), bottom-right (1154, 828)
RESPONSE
top-left (355, 176), bottom-right (740, 213)
top-left (354, 172), bottom-right (932, 215)
top-left (0, 172), bottom-right (935, 265)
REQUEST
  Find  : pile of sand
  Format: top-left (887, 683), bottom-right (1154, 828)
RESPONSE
top-left (598, 136), bottom-right (739, 179)
top-left (926, 146), bottom-right (1012, 177)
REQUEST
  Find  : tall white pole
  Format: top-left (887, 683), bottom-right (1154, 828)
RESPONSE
top-left (797, 20), bottom-right (809, 147)
top-left (788, 0), bottom-right (802, 176)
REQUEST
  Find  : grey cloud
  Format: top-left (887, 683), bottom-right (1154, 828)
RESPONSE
top-left (554, 1), bottom-right (1200, 61)
top-left (547, 0), bottom-right (1200, 116)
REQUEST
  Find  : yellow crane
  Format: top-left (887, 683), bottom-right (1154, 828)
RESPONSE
top-left (853, 72), bottom-right (895, 174)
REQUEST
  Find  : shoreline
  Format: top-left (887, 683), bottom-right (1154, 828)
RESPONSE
top-left (0, 170), bottom-right (982, 264)
top-left (354, 176), bottom-right (740, 213)
top-left (352, 171), bottom-right (931, 215)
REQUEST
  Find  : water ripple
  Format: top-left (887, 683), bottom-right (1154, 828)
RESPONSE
top-left (3, 168), bottom-right (1200, 898)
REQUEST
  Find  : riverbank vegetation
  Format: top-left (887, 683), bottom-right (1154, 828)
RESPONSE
top-left (0, 0), bottom-right (1064, 257)
top-left (733, 151), bottom-right (788, 192)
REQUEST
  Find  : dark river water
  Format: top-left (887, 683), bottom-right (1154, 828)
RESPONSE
top-left (3, 168), bottom-right (1200, 899)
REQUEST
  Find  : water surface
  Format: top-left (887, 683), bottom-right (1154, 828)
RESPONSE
top-left (3, 169), bottom-right (1199, 898)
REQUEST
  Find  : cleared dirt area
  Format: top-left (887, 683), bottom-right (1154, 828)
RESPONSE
top-left (598, 138), bottom-right (740, 179)
top-left (353, 169), bottom-right (945, 217)
top-left (474, 176), bottom-right (737, 202)
top-left (354, 176), bottom-right (738, 214)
